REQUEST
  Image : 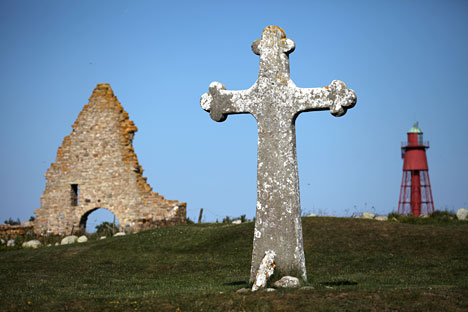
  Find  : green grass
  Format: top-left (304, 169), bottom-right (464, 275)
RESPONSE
top-left (1, 217), bottom-right (467, 311)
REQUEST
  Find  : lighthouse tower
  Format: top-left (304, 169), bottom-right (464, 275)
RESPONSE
top-left (398, 122), bottom-right (434, 216)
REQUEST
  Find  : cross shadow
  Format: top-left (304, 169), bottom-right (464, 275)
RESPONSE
top-left (321, 280), bottom-right (358, 286)
top-left (224, 281), bottom-right (249, 286)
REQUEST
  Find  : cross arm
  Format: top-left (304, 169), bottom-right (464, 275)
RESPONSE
top-left (293, 80), bottom-right (357, 117)
top-left (200, 82), bottom-right (252, 122)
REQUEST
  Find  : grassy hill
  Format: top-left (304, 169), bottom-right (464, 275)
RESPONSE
top-left (1, 217), bottom-right (467, 311)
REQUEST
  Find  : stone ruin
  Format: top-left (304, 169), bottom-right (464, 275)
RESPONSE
top-left (34, 83), bottom-right (186, 235)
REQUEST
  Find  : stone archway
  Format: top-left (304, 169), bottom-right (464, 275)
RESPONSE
top-left (79, 207), bottom-right (120, 233)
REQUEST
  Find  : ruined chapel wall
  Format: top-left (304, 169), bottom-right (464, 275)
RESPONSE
top-left (35, 83), bottom-right (186, 234)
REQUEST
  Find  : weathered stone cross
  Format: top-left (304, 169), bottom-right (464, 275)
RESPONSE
top-left (201, 26), bottom-right (357, 282)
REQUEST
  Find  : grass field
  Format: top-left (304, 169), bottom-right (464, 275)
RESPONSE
top-left (1, 217), bottom-right (467, 311)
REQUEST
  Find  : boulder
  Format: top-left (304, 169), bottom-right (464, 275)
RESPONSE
top-left (0, 238), bottom-right (5, 244)
top-left (232, 220), bottom-right (242, 225)
top-left (265, 288), bottom-right (276, 292)
top-left (22, 240), bottom-right (42, 248)
top-left (100, 236), bottom-right (107, 240)
top-left (61, 235), bottom-right (78, 245)
top-left (374, 216), bottom-right (388, 221)
top-left (7, 239), bottom-right (15, 247)
top-left (419, 214), bottom-right (430, 218)
top-left (113, 232), bottom-right (126, 237)
top-left (273, 276), bottom-right (301, 288)
top-left (362, 212), bottom-right (375, 219)
top-left (77, 235), bottom-right (88, 243)
top-left (456, 208), bottom-right (468, 221)
top-left (252, 250), bottom-right (276, 291)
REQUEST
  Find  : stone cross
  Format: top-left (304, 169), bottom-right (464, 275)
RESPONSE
top-left (201, 26), bottom-right (357, 282)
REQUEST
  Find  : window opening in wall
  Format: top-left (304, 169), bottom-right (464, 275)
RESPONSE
top-left (71, 184), bottom-right (79, 206)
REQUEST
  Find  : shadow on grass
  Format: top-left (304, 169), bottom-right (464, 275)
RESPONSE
top-left (224, 281), bottom-right (249, 287)
top-left (322, 280), bottom-right (358, 286)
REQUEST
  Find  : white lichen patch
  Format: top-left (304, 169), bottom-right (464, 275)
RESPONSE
top-left (200, 93), bottom-right (212, 111)
top-left (254, 228), bottom-right (262, 239)
top-left (252, 250), bottom-right (276, 291)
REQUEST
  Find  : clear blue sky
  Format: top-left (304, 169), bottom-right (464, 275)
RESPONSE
top-left (1, 0), bottom-right (467, 226)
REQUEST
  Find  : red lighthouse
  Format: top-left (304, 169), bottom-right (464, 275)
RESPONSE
top-left (398, 122), bottom-right (434, 217)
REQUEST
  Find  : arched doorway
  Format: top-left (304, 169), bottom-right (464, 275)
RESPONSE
top-left (79, 208), bottom-right (120, 234)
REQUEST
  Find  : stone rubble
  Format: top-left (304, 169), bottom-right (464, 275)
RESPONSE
top-left (0, 224), bottom-right (34, 236)
top-left (21, 221), bottom-right (33, 227)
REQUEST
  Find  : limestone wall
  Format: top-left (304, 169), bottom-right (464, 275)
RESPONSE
top-left (34, 83), bottom-right (186, 234)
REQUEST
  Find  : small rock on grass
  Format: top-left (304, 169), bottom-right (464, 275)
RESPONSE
top-left (77, 235), bottom-right (88, 243)
top-left (375, 216), bottom-right (388, 221)
top-left (457, 208), bottom-right (468, 220)
top-left (300, 286), bottom-right (315, 291)
top-left (265, 288), bottom-right (276, 292)
top-left (113, 232), bottom-right (126, 237)
top-left (362, 212), bottom-right (375, 219)
top-left (236, 288), bottom-right (249, 294)
top-left (22, 240), bottom-right (42, 248)
top-left (61, 235), bottom-right (78, 245)
top-left (273, 276), bottom-right (301, 288)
